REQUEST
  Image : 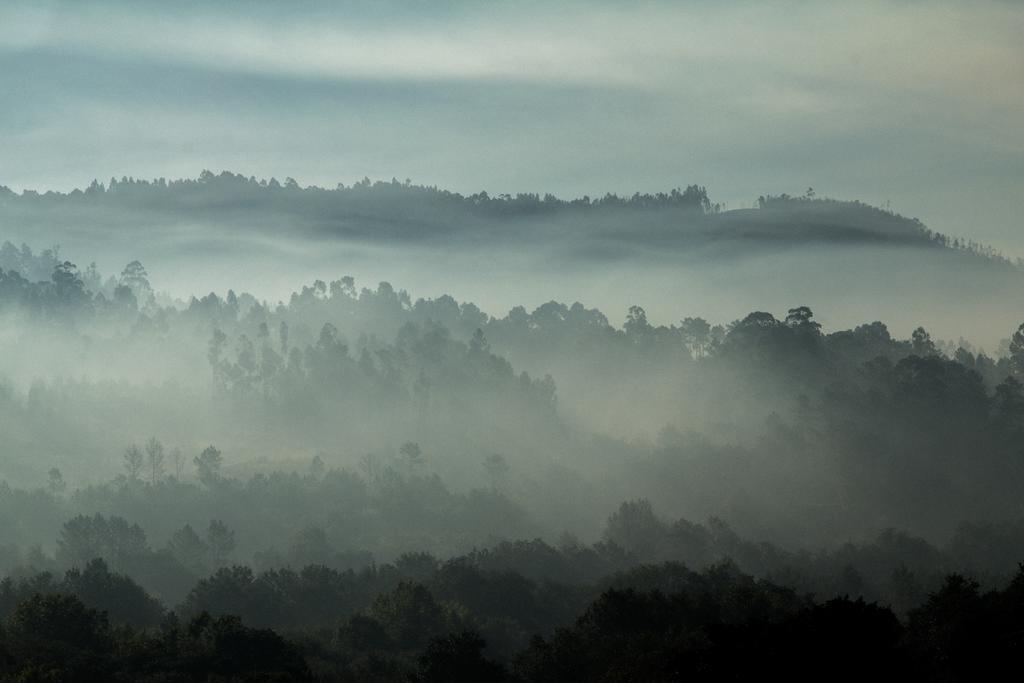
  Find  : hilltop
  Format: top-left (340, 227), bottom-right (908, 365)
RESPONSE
top-left (1, 172), bottom-right (1018, 267)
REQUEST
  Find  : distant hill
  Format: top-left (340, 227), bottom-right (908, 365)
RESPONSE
top-left (1, 172), bottom-right (1018, 270)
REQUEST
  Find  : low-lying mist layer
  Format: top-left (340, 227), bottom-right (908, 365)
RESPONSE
top-left (1, 240), bottom-right (1023, 553)
top-left (3, 174), bottom-right (1022, 348)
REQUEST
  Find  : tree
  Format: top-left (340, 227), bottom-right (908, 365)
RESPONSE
top-left (170, 447), bottom-right (186, 479)
top-left (339, 613), bottom-right (393, 651)
top-left (62, 558), bottom-right (164, 627)
top-left (123, 444), bottom-right (144, 482)
top-left (309, 454), bottom-right (326, 480)
top-left (288, 526), bottom-right (333, 567)
top-left (992, 376), bottom-right (1024, 432)
top-left (482, 454), bottom-right (509, 490)
top-left (330, 275), bottom-right (356, 300)
top-left (194, 446), bottom-right (223, 486)
top-left (7, 592), bottom-right (110, 651)
top-left (911, 327), bottom-right (938, 356)
top-left (624, 305), bottom-right (651, 337)
top-left (47, 467), bottom-right (66, 495)
top-left (112, 283), bottom-right (137, 310)
top-left (399, 441), bottom-right (424, 469)
top-left (207, 520), bottom-right (236, 567)
top-left (415, 631), bottom-right (507, 682)
top-left (906, 573), bottom-right (983, 675)
top-left (603, 499), bottom-right (666, 559)
top-left (278, 320), bottom-right (289, 355)
top-left (80, 261), bottom-right (102, 293)
top-left (183, 612), bottom-right (309, 678)
top-left (57, 514), bottom-right (150, 572)
top-left (145, 437), bottom-right (165, 485)
top-left (680, 316), bottom-right (711, 358)
top-left (371, 582), bottom-right (459, 649)
top-left (785, 306), bottom-right (822, 334)
top-left (51, 261), bottom-right (89, 308)
top-left (953, 346), bottom-right (975, 368)
top-left (208, 328), bottom-right (228, 389)
top-left (723, 311), bottom-right (782, 352)
top-left (469, 328), bottom-right (490, 356)
top-left (119, 260), bottom-right (153, 307)
top-left (394, 552), bottom-right (439, 581)
top-left (1009, 322), bottom-right (1024, 377)
top-left (358, 453), bottom-right (382, 484)
top-left (168, 524), bottom-right (209, 575)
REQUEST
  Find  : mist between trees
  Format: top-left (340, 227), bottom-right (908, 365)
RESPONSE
top-left (1, 232), bottom-right (1024, 680)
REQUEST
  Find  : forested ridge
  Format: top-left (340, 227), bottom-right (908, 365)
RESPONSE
top-left (3, 173), bottom-right (1019, 265)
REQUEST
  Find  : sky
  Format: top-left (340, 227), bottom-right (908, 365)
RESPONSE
top-left (1, 0), bottom-right (1022, 254)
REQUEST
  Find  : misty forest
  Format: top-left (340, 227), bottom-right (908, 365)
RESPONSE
top-left (3, 1), bottom-right (1024, 681)
top-left (0, 177), bottom-right (1023, 681)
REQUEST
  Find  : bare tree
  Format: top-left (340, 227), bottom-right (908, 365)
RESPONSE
top-left (482, 453), bottom-right (509, 491)
top-left (169, 447), bottom-right (186, 479)
top-left (123, 444), bottom-right (144, 482)
top-left (145, 437), bottom-right (165, 485)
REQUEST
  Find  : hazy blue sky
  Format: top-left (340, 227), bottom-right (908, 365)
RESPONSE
top-left (1, 0), bottom-right (1021, 252)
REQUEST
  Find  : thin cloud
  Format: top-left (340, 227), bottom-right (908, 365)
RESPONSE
top-left (2, 1), bottom-right (1021, 113)
top-left (0, 0), bottom-right (1020, 248)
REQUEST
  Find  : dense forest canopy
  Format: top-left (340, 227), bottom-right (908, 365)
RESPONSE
top-left (1, 239), bottom-right (1023, 546)
top-left (2, 194), bottom-right (1023, 679)
top-left (1, 181), bottom-right (1023, 683)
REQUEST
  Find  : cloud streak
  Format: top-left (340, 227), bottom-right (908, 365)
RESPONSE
top-left (3, 1), bottom-right (1022, 105)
